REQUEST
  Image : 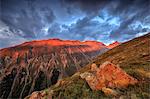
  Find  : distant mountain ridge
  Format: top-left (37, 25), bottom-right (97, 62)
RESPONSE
top-left (0, 38), bottom-right (112, 98)
top-left (107, 41), bottom-right (120, 49)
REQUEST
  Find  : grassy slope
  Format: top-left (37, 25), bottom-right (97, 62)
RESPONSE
top-left (27, 33), bottom-right (150, 99)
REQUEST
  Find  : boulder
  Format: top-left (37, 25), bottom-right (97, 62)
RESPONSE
top-left (101, 87), bottom-right (118, 96)
top-left (80, 62), bottom-right (138, 95)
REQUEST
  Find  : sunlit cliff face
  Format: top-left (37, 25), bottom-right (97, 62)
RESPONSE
top-left (0, 0), bottom-right (150, 48)
top-left (0, 39), bottom-right (110, 59)
top-left (107, 41), bottom-right (120, 49)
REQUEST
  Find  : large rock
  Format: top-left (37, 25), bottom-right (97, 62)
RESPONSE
top-left (27, 90), bottom-right (53, 99)
top-left (80, 62), bottom-right (138, 95)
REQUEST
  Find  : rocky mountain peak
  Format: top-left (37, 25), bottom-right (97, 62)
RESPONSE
top-left (107, 41), bottom-right (120, 49)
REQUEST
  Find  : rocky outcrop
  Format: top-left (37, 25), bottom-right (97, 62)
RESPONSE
top-left (26, 90), bottom-right (53, 99)
top-left (80, 62), bottom-right (138, 95)
top-left (107, 41), bottom-right (120, 49)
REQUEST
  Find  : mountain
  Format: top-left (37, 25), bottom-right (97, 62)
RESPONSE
top-left (27, 33), bottom-right (150, 99)
top-left (107, 41), bottom-right (120, 49)
top-left (0, 39), bottom-right (108, 98)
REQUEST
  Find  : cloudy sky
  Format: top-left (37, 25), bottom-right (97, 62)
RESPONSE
top-left (0, 0), bottom-right (150, 48)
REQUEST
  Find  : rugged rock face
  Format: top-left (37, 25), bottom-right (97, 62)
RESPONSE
top-left (0, 39), bottom-right (108, 98)
top-left (107, 41), bottom-right (120, 49)
top-left (26, 91), bottom-right (53, 99)
top-left (80, 62), bottom-right (138, 95)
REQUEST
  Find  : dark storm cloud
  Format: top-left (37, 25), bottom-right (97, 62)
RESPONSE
top-left (63, 0), bottom-right (109, 15)
top-left (47, 23), bottom-right (61, 36)
top-left (74, 16), bottom-right (96, 29)
top-left (109, 15), bottom-right (136, 39)
top-left (63, 0), bottom-right (149, 14)
top-left (1, 0), bottom-right (56, 38)
top-left (60, 16), bottom-right (110, 41)
top-left (0, 0), bottom-right (150, 48)
top-left (108, 0), bottom-right (150, 40)
top-left (62, 0), bottom-right (150, 41)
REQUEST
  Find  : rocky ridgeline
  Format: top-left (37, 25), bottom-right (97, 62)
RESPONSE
top-left (107, 41), bottom-right (120, 49)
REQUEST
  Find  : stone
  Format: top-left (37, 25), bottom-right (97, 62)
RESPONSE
top-left (80, 61), bottom-right (138, 91)
top-left (91, 63), bottom-right (98, 72)
top-left (80, 72), bottom-right (99, 90)
top-left (29, 92), bottom-right (41, 99)
top-left (27, 90), bottom-right (53, 99)
top-left (131, 94), bottom-right (137, 99)
top-left (101, 87), bottom-right (118, 96)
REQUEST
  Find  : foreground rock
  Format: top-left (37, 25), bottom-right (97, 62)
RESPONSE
top-left (26, 90), bottom-right (53, 99)
top-left (80, 62), bottom-right (138, 95)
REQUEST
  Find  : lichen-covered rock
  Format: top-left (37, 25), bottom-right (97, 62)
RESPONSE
top-left (80, 72), bottom-right (99, 90)
top-left (80, 62), bottom-right (138, 93)
top-left (28, 92), bottom-right (42, 99)
top-left (101, 87), bottom-right (118, 96)
top-left (27, 90), bottom-right (53, 99)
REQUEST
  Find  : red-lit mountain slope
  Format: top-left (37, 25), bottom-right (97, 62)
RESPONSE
top-left (0, 39), bottom-right (108, 98)
top-left (107, 41), bottom-right (120, 49)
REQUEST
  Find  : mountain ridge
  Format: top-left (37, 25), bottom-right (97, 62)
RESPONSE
top-left (107, 41), bottom-right (120, 49)
top-left (0, 38), bottom-right (111, 98)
